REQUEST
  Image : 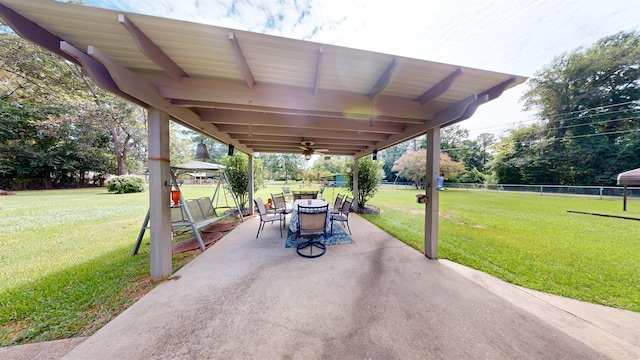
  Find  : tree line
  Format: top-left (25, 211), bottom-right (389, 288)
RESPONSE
top-left (1, 26), bottom-right (638, 191)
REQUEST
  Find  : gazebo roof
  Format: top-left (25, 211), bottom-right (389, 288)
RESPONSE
top-left (0, 0), bottom-right (526, 158)
top-left (172, 161), bottom-right (225, 172)
top-left (617, 168), bottom-right (640, 186)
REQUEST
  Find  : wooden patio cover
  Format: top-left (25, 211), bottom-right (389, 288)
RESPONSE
top-left (0, 0), bottom-right (526, 159)
top-left (0, 0), bottom-right (527, 279)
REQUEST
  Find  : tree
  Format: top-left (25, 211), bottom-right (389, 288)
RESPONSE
top-left (220, 153), bottom-right (265, 212)
top-left (309, 156), bottom-right (346, 182)
top-left (392, 150), bottom-right (465, 188)
top-left (379, 142), bottom-right (409, 182)
top-left (515, 31), bottom-right (640, 185)
top-left (257, 153), bottom-right (304, 182)
top-left (343, 157), bottom-right (384, 208)
top-left (0, 29), bottom-right (148, 184)
top-left (440, 125), bottom-right (470, 162)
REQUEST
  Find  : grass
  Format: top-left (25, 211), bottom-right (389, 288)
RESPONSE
top-left (0, 186), bottom-right (216, 346)
top-left (362, 187), bottom-right (640, 312)
top-left (1, 183), bottom-right (638, 346)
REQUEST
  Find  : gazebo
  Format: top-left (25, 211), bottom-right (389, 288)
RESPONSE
top-left (0, 0), bottom-right (527, 280)
top-left (617, 168), bottom-right (640, 211)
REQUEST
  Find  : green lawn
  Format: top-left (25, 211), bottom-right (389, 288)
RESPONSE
top-left (1, 184), bottom-right (638, 346)
top-left (362, 188), bottom-right (640, 312)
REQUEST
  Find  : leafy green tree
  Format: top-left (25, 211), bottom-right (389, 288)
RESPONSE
top-left (392, 150), bottom-right (465, 188)
top-left (0, 29), bottom-right (148, 181)
top-left (256, 153), bottom-right (304, 182)
top-left (343, 157), bottom-right (384, 208)
top-left (220, 153), bottom-right (265, 211)
top-left (514, 31), bottom-right (640, 185)
top-left (440, 125), bottom-right (470, 162)
top-left (379, 142), bottom-right (409, 182)
top-left (309, 156), bottom-right (346, 181)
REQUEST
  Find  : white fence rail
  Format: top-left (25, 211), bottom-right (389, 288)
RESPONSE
top-left (444, 183), bottom-right (640, 199)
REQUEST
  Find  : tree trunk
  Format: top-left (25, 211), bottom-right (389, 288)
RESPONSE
top-left (111, 129), bottom-right (127, 175)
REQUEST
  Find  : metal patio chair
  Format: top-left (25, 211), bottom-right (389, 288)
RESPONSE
top-left (254, 197), bottom-right (283, 238)
top-left (295, 204), bottom-right (329, 258)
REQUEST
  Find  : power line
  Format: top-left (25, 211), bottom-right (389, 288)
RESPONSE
top-left (464, 100), bottom-right (639, 135)
top-left (543, 100), bottom-right (639, 120)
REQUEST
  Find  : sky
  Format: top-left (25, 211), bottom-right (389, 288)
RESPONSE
top-left (82, 0), bottom-right (640, 139)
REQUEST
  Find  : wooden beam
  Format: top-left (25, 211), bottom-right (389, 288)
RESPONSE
top-left (231, 134), bottom-right (377, 147)
top-left (158, 78), bottom-right (436, 120)
top-left (229, 31), bottom-right (255, 89)
top-left (199, 109), bottom-right (405, 134)
top-left (0, 4), bottom-right (79, 65)
top-left (433, 94), bottom-right (478, 123)
top-left (479, 77), bottom-right (516, 101)
top-left (60, 42), bottom-right (145, 107)
top-left (174, 99), bottom-right (425, 124)
top-left (415, 67), bottom-right (463, 105)
top-left (442, 95), bottom-right (489, 127)
top-left (353, 94), bottom-right (478, 158)
top-left (87, 46), bottom-right (170, 112)
top-left (74, 44), bottom-right (250, 154)
top-left (118, 14), bottom-right (188, 81)
top-left (368, 58), bottom-right (398, 98)
top-left (217, 124), bottom-right (389, 141)
top-left (313, 46), bottom-right (323, 95)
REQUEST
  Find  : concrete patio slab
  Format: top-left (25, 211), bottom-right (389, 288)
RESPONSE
top-left (5, 213), bottom-right (639, 359)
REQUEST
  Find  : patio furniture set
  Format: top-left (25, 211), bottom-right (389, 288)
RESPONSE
top-left (254, 189), bottom-right (353, 258)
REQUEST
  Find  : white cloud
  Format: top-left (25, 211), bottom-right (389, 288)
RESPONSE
top-left (83, 0), bottom-right (640, 138)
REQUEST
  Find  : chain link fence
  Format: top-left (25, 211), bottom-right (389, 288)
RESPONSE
top-left (444, 183), bottom-right (640, 199)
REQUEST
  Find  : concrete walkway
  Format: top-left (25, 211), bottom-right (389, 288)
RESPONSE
top-left (3, 214), bottom-right (639, 359)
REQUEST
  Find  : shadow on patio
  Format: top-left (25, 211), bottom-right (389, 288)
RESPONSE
top-left (19, 214), bottom-right (640, 359)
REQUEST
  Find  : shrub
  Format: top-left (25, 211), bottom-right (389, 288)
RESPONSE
top-left (106, 175), bottom-right (145, 194)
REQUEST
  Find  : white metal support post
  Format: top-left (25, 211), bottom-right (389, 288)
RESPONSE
top-left (248, 154), bottom-right (254, 215)
top-left (425, 128), bottom-right (440, 259)
top-left (148, 108), bottom-right (172, 280)
top-left (352, 157), bottom-right (359, 212)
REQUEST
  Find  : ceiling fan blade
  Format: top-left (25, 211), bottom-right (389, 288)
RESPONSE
top-left (316, 148), bottom-right (329, 152)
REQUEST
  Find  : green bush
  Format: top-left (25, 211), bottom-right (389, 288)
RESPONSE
top-left (106, 175), bottom-right (145, 194)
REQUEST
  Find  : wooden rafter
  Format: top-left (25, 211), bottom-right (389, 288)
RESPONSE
top-left (479, 77), bottom-right (516, 101)
top-left (199, 109), bottom-right (405, 134)
top-left (0, 4), bottom-right (79, 65)
top-left (60, 42), bottom-right (145, 107)
top-left (443, 95), bottom-right (489, 127)
top-left (368, 58), bottom-right (398, 98)
top-left (313, 46), bottom-right (324, 95)
top-left (118, 14), bottom-right (188, 81)
top-left (415, 67), bottom-right (463, 105)
top-left (217, 124), bottom-right (390, 141)
top-left (158, 77), bottom-right (435, 120)
top-left (229, 31), bottom-right (255, 89)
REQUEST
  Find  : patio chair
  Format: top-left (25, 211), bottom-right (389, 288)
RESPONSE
top-left (331, 194), bottom-right (345, 215)
top-left (282, 187), bottom-right (293, 200)
top-left (271, 192), bottom-right (292, 228)
top-left (254, 198), bottom-right (283, 238)
top-left (296, 204), bottom-right (329, 258)
top-left (331, 197), bottom-right (353, 235)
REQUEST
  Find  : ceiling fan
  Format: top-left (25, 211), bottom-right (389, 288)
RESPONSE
top-left (299, 140), bottom-right (328, 160)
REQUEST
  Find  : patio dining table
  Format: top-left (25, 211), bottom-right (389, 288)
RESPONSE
top-left (288, 199), bottom-right (332, 233)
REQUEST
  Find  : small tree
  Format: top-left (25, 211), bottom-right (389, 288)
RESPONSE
top-left (392, 150), bottom-right (465, 188)
top-left (220, 153), bottom-right (265, 212)
top-left (343, 157), bottom-right (384, 208)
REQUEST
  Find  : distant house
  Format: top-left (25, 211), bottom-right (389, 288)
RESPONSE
top-left (320, 174), bottom-right (347, 187)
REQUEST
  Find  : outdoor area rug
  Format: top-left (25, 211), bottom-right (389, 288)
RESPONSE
top-left (285, 225), bottom-right (354, 248)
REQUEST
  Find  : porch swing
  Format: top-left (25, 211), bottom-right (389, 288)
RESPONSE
top-left (132, 161), bottom-right (243, 255)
